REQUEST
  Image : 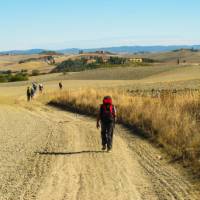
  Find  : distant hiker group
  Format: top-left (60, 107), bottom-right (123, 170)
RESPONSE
top-left (27, 83), bottom-right (35, 101)
top-left (26, 82), bottom-right (42, 101)
top-left (26, 82), bottom-right (64, 101)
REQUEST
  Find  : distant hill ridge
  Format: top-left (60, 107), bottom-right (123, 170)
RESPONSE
top-left (1, 45), bottom-right (200, 55)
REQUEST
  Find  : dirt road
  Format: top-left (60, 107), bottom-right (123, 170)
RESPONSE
top-left (0, 101), bottom-right (199, 200)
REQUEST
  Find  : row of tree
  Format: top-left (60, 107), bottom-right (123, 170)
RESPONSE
top-left (52, 56), bottom-right (128, 73)
top-left (0, 71), bottom-right (28, 83)
top-left (52, 59), bottom-right (99, 73)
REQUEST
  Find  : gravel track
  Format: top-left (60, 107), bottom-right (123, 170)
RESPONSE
top-left (0, 103), bottom-right (199, 200)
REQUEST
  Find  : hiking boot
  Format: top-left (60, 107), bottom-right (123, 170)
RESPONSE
top-left (102, 145), bottom-right (106, 151)
top-left (107, 147), bottom-right (112, 153)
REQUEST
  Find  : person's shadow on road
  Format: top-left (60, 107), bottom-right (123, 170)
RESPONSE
top-left (35, 150), bottom-right (107, 155)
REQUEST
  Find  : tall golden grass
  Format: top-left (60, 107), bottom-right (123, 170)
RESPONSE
top-left (50, 88), bottom-right (200, 165)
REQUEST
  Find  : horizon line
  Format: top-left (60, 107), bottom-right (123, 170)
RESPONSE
top-left (1, 44), bottom-right (200, 52)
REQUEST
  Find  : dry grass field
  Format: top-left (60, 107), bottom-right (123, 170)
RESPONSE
top-left (49, 88), bottom-right (200, 168)
top-left (134, 49), bottom-right (200, 63)
top-left (0, 53), bottom-right (113, 74)
top-left (0, 61), bottom-right (55, 74)
top-left (53, 64), bottom-right (200, 81)
top-left (0, 54), bottom-right (72, 74)
top-left (144, 65), bottom-right (200, 82)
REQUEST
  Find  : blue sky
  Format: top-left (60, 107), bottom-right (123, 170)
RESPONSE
top-left (0, 0), bottom-right (200, 50)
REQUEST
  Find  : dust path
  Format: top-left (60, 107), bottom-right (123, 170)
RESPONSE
top-left (0, 103), bottom-right (199, 200)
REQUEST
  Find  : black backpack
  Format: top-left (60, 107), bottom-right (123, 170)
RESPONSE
top-left (100, 104), bottom-right (115, 123)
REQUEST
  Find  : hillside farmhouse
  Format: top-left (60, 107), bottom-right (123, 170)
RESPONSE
top-left (128, 58), bottom-right (143, 63)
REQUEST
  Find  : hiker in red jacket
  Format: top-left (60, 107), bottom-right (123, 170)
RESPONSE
top-left (97, 96), bottom-right (116, 152)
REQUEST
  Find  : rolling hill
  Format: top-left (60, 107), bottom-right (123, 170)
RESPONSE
top-left (1, 45), bottom-right (200, 55)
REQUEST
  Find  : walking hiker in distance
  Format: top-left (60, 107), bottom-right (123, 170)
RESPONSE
top-left (26, 86), bottom-right (31, 101)
top-left (59, 82), bottom-right (63, 90)
top-left (30, 87), bottom-right (35, 99)
top-left (39, 83), bottom-right (43, 93)
top-left (97, 96), bottom-right (116, 152)
top-left (32, 82), bottom-right (37, 92)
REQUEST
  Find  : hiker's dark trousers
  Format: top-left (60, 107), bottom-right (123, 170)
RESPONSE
top-left (27, 94), bottom-right (31, 101)
top-left (101, 122), bottom-right (114, 149)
